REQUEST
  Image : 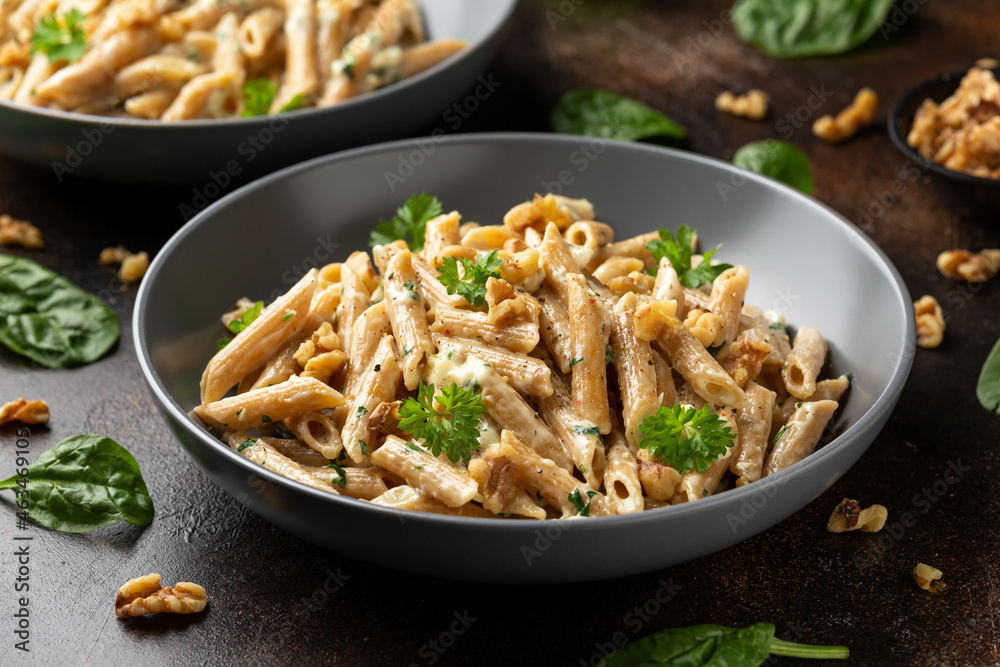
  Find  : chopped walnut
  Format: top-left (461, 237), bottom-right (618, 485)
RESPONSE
top-left (812, 87), bottom-right (879, 143)
top-left (826, 498), bottom-right (888, 533)
top-left (913, 295), bottom-right (946, 349)
top-left (715, 89), bottom-right (769, 120)
top-left (221, 297), bottom-right (257, 328)
top-left (0, 214), bottom-right (44, 249)
top-left (606, 275), bottom-right (647, 298)
top-left (937, 248), bottom-right (1000, 282)
top-left (682, 308), bottom-right (724, 349)
top-left (295, 322), bottom-right (346, 384)
top-left (913, 563), bottom-right (946, 593)
top-left (635, 449), bottom-right (680, 502)
top-left (115, 573), bottom-right (207, 617)
top-left (502, 193), bottom-right (575, 234)
top-left (119, 251), bottom-right (150, 283)
top-left (99, 246), bottom-right (130, 264)
top-left (720, 336), bottom-right (773, 388)
top-left (633, 299), bottom-right (679, 342)
top-left (0, 398), bottom-right (49, 425)
top-left (485, 277), bottom-right (530, 327)
top-left (908, 67), bottom-right (1000, 179)
top-left (368, 400), bottom-right (401, 437)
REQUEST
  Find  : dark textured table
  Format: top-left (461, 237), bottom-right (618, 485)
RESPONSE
top-left (3, 1), bottom-right (1000, 665)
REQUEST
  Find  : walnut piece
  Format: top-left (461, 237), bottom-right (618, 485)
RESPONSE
top-left (913, 563), bottom-right (946, 593)
top-left (100, 246), bottom-right (150, 283)
top-left (720, 336), bottom-right (773, 388)
top-left (368, 400), bottom-right (401, 437)
top-left (681, 308), bottom-right (723, 349)
top-left (937, 248), bottom-right (1000, 282)
top-left (913, 295), bottom-right (945, 349)
top-left (715, 89), bottom-right (769, 120)
top-left (633, 299), bottom-right (679, 342)
top-left (0, 214), bottom-right (44, 249)
top-left (485, 277), bottom-right (530, 327)
top-left (99, 246), bottom-right (130, 264)
top-left (115, 573), bottom-right (207, 617)
top-left (907, 67), bottom-right (1000, 179)
top-left (826, 498), bottom-right (888, 533)
top-left (0, 398), bottom-right (49, 425)
top-left (502, 193), bottom-right (575, 234)
top-left (295, 322), bottom-right (347, 384)
top-left (812, 87), bottom-right (879, 143)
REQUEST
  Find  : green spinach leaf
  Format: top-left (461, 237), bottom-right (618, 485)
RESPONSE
top-left (0, 255), bottom-right (119, 367)
top-left (732, 0), bottom-right (896, 59)
top-left (599, 622), bottom-right (849, 666)
top-left (0, 434), bottom-right (154, 533)
top-left (977, 337), bottom-right (1000, 415)
top-left (551, 89), bottom-right (687, 142)
top-left (733, 140), bottom-right (814, 195)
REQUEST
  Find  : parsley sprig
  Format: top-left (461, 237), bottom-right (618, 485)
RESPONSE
top-left (30, 9), bottom-right (87, 63)
top-left (240, 78), bottom-right (278, 117)
top-left (436, 250), bottom-right (503, 308)
top-left (217, 300), bottom-right (263, 350)
top-left (639, 405), bottom-right (735, 474)
top-left (369, 193), bottom-right (442, 251)
top-left (397, 381), bottom-right (485, 464)
top-left (646, 224), bottom-right (732, 288)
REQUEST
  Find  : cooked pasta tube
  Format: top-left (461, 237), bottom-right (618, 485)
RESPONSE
top-left (196, 375), bottom-right (345, 430)
top-left (370, 435), bottom-right (478, 508)
top-left (335, 253), bottom-right (375, 351)
top-left (537, 373), bottom-right (604, 488)
top-left (430, 306), bottom-right (539, 354)
top-left (432, 333), bottom-right (552, 397)
top-left (284, 410), bottom-right (345, 460)
top-left (227, 431), bottom-right (328, 467)
top-left (782, 327), bottom-right (828, 400)
top-left (384, 249), bottom-right (433, 390)
top-left (370, 485), bottom-right (494, 517)
top-left (305, 463), bottom-right (403, 500)
top-left (775, 374), bottom-right (850, 428)
top-left (763, 400), bottom-right (838, 476)
top-left (341, 334), bottom-right (402, 463)
top-left (237, 7), bottom-right (284, 58)
top-left (538, 222), bottom-right (583, 305)
top-left (707, 265), bottom-right (749, 348)
top-left (651, 258), bottom-right (685, 311)
top-left (423, 351), bottom-right (573, 471)
top-left (201, 270), bottom-right (315, 403)
top-left (611, 292), bottom-right (659, 448)
top-left (567, 273), bottom-right (611, 434)
top-left (343, 300), bottom-right (391, 399)
top-left (731, 381), bottom-right (775, 486)
top-left (486, 430), bottom-right (608, 519)
top-left (398, 37), bottom-right (465, 78)
top-left (537, 284), bottom-right (573, 374)
top-left (250, 333), bottom-right (307, 390)
top-left (421, 210), bottom-right (461, 268)
top-left (272, 0), bottom-right (318, 111)
top-left (603, 433), bottom-right (644, 515)
top-left (648, 314), bottom-right (748, 409)
top-left (237, 438), bottom-right (340, 494)
top-left (650, 349), bottom-right (677, 408)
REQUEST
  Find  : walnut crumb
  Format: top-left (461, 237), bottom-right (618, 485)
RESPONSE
top-left (100, 246), bottom-right (150, 283)
top-left (937, 248), bottom-right (1000, 282)
top-left (913, 295), bottom-right (945, 349)
top-left (715, 89), bottom-right (769, 120)
top-left (826, 498), bottom-right (888, 533)
top-left (115, 573), bottom-right (207, 617)
top-left (0, 214), bottom-right (44, 249)
top-left (812, 87), bottom-right (879, 143)
top-left (0, 398), bottom-right (49, 425)
top-left (913, 563), bottom-right (946, 593)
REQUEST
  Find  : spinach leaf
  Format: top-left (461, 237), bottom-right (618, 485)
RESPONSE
top-left (732, 0), bottom-right (896, 59)
top-left (0, 434), bottom-right (154, 533)
top-left (733, 140), bottom-right (814, 195)
top-left (551, 89), bottom-right (687, 142)
top-left (599, 623), bottom-right (849, 666)
top-left (0, 255), bottom-right (119, 367)
top-left (977, 337), bottom-right (1000, 415)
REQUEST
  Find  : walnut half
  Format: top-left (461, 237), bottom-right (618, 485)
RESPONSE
top-left (115, 574), bottom-right (207, 617)
top-left (826, 498), bottom-right (888, 533)
top-left (913, 295), bottom-right (945, 349)
top-left (937, 248), bottom-right (1000, 283)
top-left (812, 87), bottom-right (879, 143)
top-left (0, 398), bottom-right (49, 425)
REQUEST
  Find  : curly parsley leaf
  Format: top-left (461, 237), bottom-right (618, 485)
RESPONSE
top-left (241, 78), bottom-right (278, 117)
top-left (369, 193), bottom-right (442, 251)
top-left (30, 9), bottom-right (87, 63)
top-left (398, 382), bottom-right (485, 464)
top-left (639, 405), bottom-right (735, 474)
top-left (646, 224), bottom-right (732, 288)
top-left (435, 250), bottom-right (503, 308)
top-left (217, 300), bottom-right (264, 349)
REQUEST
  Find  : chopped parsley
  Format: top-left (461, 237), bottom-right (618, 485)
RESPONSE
top-left (772, 425), bottom-right (789, 444)
top-left (356, 406), bottom-right (369, 420)
top-left (573, 424), bottom-right (602, 437)
top-left (568, 488), bottom-right (598, 517)
top-left (325, 461), bottom-right (347, 488)
top-left (237, 438), bottom-right (256, 452)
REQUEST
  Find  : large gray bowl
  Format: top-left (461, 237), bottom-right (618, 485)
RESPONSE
top-left (0, 0), bottom-right (516, 185)
top-left (134, 133), bottom-right (915, 583)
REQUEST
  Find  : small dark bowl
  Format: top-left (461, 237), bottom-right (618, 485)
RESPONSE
top-left (888, 66), bottom-right (1000, 207)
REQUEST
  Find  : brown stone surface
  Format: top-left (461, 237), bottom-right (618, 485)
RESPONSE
top-left (2, 0), bottom-right (1000, 664)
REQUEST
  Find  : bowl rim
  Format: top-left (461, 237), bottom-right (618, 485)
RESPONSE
top-left (888, 65), bottom-right (1000, 188)
top-left (0, 0), bottom-right (519, 130)
top-left (133, 131), bottom-right (916, 533)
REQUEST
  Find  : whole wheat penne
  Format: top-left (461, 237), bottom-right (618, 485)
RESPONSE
top-left (272, 0), bottom-right (317, 111)
top-left (237, 7), bottom-right (283, 58)
top-left (237, 438), bottom-right (340, 495)
top-left (650, 314), bottom-right (747, 409)
top-left (227, 431), bottom-right (329, 467)
top-left (398, 37), bottom-right (465, 78)
top-left (343, 300), bottom-right (391, 398)
top-left (430, 306), bottom-right (538, 354)
top-left (538, 222), bottom-right (583, 305)
top-left (537, 284), bottom-right (574, 374)
top-left (603, 435), bottom-right (644, 515)
top-left (611, 292), bottom-right (659, 448)
top-left (567, 273), bottom-right (611, 434)
top-left (335, 255), bottom-right (374, 352)
top-left (650, 348), bottom-right (677, 408)
top-left (370, 485), bottom-right (494, 517)
top-left (197, 374), bottom-right (345, 430)
top-left (432, 333), bottom-right (552, 397)
top-left (707, 265), bottom-right (749, 348)
top-left (782, 326), bottom-right (828, 399)
top-left (306, 463), bottom-right (403, 500)
top-left (763, 400), bottom-right (839, 476)
top-left (284, 410), bottom-right (345, 460)
top-left (384, 249), bottom-right (434, 390)
top-left (537, 373), bottom-right (603, 487)
top-left (421, 210), bottom-right (461, 268)
top-left (201, 270), bottom-right (316, 403)
top-left (731, 381), bottom-right (775, 486)
top-left (370, 435), bottom-right (478, 508)
top-left (341, 334), bottom-right (402, 463)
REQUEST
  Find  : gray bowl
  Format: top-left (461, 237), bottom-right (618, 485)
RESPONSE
top-left (0, 0), bottom-right (516, 185)
top-left (134, 133), bottom-right (915, 583)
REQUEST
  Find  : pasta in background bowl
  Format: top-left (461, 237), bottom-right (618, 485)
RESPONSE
top-left (134, 134), bottom-right (915, 583)
top-left (0, 0), bottom-right (516, 183)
